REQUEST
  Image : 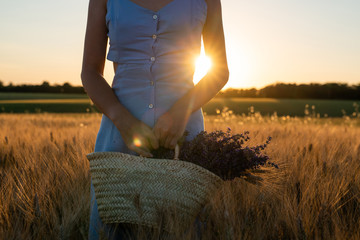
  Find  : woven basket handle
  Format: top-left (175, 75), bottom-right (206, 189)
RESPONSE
top-left (174, 144), bottom-right (180, 160)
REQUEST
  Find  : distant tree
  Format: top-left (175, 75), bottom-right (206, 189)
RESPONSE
top-left (63, 82), bottom-right (72, 88)
top-left (257, 82), bottom-right (360, 100)
top-left (41, 81), bottom-right (50, 88)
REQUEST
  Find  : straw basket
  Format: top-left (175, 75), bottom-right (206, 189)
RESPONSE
top-left (87, 149), bottom-right (222, 232)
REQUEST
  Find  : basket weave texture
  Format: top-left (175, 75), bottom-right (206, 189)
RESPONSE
top-left (87, 152), bottom-right (222, 232)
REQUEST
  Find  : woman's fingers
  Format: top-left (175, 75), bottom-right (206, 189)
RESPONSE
top-left (144, 126), bottom-right (159, 150)
top-left (153, 114), bottom-right (185, 149)
top-left (159, 134), bottom-right (166, 147)
top-left (169, 138), bottom-right (178, 149)
top-left (135, 148), bottom-right (153, 158)
top-left (129, 142), bottom-right (153, 157)
top-left (144, 128), bottom-right (159, 150)
top-left (153, 125), bottom-right (161, 140)
top-left (125, 130), bottom-right (158, 158)
top-left (153, 124), bottom-right (168, 147)
top-left (164, 133), bottom-right (180, 149)
top-left (148, 135), bottom-right (159, 150)
top-left (135, 123), bottom-right (159, 150)
top-left (154, 125), bottom-right (181, 149)
top-left (164, 134), bottom-right (172, 149)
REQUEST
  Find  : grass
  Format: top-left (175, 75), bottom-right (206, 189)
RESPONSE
top-left (0, 92), bottom-right (88, 100)
top-left (1, 93), bottom-right (359, 117)
top-left (205, 98), bottom-right (360, 117)
top-left (0, 113), bottom-right (359, 239)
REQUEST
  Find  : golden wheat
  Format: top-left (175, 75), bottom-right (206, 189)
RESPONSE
top-left (0, 113), bottom-right (359, 239)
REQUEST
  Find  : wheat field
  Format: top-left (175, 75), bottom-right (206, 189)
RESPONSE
top-left (0, 113), bottom-right (359, 239)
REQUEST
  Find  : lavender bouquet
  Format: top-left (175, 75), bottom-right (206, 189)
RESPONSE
top-left (151, 128), bottom-right (278, 181)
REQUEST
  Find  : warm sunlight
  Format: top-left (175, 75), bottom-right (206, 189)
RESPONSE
top-left (193, 52), bottom-right (212, 85)
top-left (133, 137), bottom-right (142, 147)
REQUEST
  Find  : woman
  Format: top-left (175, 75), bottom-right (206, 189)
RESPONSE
top-left (81, 0), bottom-right (229, 238)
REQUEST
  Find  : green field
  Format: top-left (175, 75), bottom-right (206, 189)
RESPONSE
top-left (0, 92), bottom-right (88, 100)
top-left (0, 92), bottom-right (359, 117)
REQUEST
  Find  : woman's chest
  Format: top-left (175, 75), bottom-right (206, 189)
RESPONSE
top-left (127, 0), bottom-right (175, 12)
top-left (106, 0), bottom-right (207, 34)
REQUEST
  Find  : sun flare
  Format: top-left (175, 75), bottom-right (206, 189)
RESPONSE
top-left (193, 53), bottom-right (212, 84)
top-left (133, 137), bottom-right (142, 147)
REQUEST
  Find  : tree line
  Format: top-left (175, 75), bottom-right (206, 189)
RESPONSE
top-left (0, 81), bottom-right (359, 99)
top-left (0, 81), bottom-right (85, 94)
top-left (216, 83), bottom-right (360, 100)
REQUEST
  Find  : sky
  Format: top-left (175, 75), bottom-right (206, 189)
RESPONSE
top-left (0, 0), bottom-right (359, 89)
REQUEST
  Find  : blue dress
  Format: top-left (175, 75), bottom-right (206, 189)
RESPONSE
top-left (89, 0), bottom-right (208, 238)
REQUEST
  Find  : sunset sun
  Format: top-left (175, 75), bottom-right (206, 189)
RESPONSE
top-left (193, 53), bottom-right (212, 84)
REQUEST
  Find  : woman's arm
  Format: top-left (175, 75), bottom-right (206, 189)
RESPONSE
top-left (153, 0), bottom-right (229, 149)
top-left (81, 0), bottom-right (158, 156)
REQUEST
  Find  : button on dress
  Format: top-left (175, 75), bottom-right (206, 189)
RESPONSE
top-left (89, 0), bottom-right (208, 238)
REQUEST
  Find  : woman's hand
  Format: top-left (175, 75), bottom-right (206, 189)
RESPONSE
top-left (153, 106), bottom-right (191, 149)
top-left (112, 113), bottom-right (159, 157)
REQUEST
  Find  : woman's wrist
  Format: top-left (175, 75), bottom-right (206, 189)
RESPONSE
top-left (169, 90), bottom-right (197, 116)
top-left (168, 103), bottom-right (192, 120)
top-left (107, 103), bottom-right (134, 130)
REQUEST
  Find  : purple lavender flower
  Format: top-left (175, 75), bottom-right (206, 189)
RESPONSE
top-left (151, 129), bottom-right (277, 180)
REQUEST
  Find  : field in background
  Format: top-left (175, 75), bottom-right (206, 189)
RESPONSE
top-left (1, 92), bottom-right (359, 117)
top-left (0, 93), bottom-right (89, 100)
top-left (0, 113), bottom-right (359, 239)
